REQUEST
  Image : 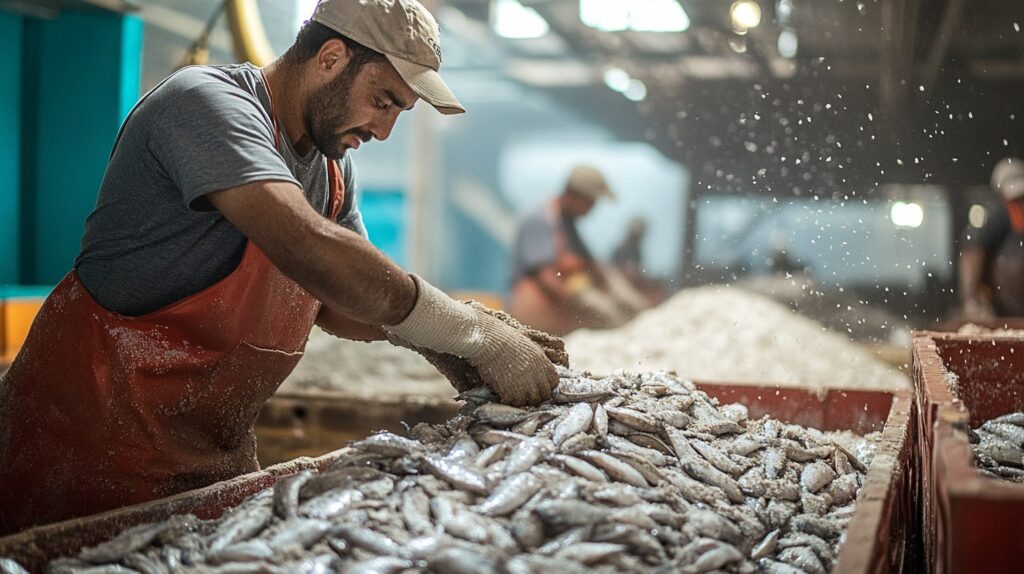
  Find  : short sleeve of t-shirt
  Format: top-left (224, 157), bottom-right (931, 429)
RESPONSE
top-left (146, 68), bottom-right (300, 211)
top-left (511, 208), bottom-right (558, 282)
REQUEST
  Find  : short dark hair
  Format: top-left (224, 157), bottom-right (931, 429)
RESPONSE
top-left (283, 20), bottom-right (386, 70)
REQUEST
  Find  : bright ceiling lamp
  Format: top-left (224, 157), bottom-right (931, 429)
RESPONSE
top-left (623, 78), bottom-right (647, 101)
top-left (890, 201), bottom-right (924, 228)
top-left (777, 27), bottom-right (798, 58)
top-left (630, 0), bottom-right (690, 32)
top-left (580, 0), bottom-right (690, 33)
top-left (603, 67), bottom-right (631, 92)
top-left (730, 0), bottom-right (762, 33)
top-left (968, 204), bottom-right (987, 228)
top-left (580, 0), bottom-right (630, 31)
top-left (493, 0), bottom-right (550, 39)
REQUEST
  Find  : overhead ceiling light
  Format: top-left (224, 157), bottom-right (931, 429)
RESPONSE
top-left (968, 204), bottom-right (987, 228)
top-left (603, 67), bottom-right (632, 92)
top-left (624, 78), bottom-right (647, 101)
top-left (580, 0), bottom-right (690, 33)
top-left (580, 0), bottom-right (630, 31)
top-left (776, 0), bottom-right (793, 24)
top-left (492, 0), bottom-right (550, 39)
top-left (630, 0), bottom-right (690, 32)
top-left (777, 27), bottom-right (798, 58)
top-left (890, 201), bottom-right (924, 228)
top-left (729, 36), bottom-right (747, 53)
top-left (730, 1), bottom-right (762, 33)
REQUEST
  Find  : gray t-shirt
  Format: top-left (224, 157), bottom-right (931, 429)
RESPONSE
top-left (76, 64), bottom-right (366, 316)
top-left (509, 202), bottom-right (591, 284)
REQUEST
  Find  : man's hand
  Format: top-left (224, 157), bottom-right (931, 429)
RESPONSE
top-left (388, 302), bottom-right (569, 396)
top-left (385, 276), bottom-right (561, 406)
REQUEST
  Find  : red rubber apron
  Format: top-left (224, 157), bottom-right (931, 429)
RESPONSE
top-left (0, 75), bottom-right (343, 535)
top-left (509, 200), bottom-right (591, 336)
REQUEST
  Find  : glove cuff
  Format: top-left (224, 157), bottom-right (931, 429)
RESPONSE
top-left (384, 275), bottom-right (483, 358)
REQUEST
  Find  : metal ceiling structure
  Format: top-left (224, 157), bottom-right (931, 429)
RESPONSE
top-left (450, 0), bottom-right (1024, 195)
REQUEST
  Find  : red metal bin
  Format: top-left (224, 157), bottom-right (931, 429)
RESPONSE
top-left (0, 383), bottom-right (913, 573)
top-left (912, 330), bottom-right (1024, 574)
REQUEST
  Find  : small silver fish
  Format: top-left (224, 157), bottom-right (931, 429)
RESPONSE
top-left (476, 473), bottom-right (543, 516)
top-left (419, 454), bottom-right (490, 495)
top-left (273, 470), bottom-right (313, 519)
top-left (779, 545), bottom-right (827, 574)
top-left (427, 546), bottom-right (500, 574)
top-left (592, 404), bottom-right (609, 438)
top-left (800, 461), bottom-right (837, 493)
top-left (474, 403), bottom-right (532, 427)
top-left (78, 521), bottom-right (170, 564)
top-left (750, 529), bottom-right (780, 560)
top-left (577, 450), bottom-right (648, 487)
top-left (333, 525), bottom-right (404, 557)
top-left (553, 403), bottom-right (595, 446)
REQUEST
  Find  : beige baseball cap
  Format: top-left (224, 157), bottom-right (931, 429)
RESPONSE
top-left (566, 165), bottom-right (616, 201)
top-left (992, 157), bottom-right (1024, 202)
top-left (312, 0), bottom-right (465, 115)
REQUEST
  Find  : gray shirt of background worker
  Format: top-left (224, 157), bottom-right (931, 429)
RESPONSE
top-left (76, 64), bottom-right (366, 316)
top-left (509, 204), bottom-right (593, 286)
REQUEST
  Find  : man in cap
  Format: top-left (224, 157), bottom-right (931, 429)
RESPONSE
top-left (957, 157), bottom-right (1024, 320)
top-left (0, 0), bottom-right (558, 534)
top-left (508, 165), bottom-right (647, 335)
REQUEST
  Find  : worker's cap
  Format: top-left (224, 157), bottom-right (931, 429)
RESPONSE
top-left (992, 157), bottom-right (1024, 202)
top-left (312, 0), bottom-right (464, 115)
top-left (566, 165), bottom-right (616, 201)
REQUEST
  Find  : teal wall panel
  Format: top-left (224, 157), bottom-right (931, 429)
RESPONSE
top-left (0, 12), bottom-right (23, 283)
top-left (21, 11), bottom-right (142, 284)
top-left (360, 189), bottom-right (408, 268)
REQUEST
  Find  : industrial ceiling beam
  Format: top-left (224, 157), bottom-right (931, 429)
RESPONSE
top-left (879, 0), bottom-right (919, 116)
top-left (920, 0), bottom-right (966, 96)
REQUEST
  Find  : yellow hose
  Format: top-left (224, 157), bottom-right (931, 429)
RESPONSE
top-left (225, 0), bottom-right (276, 66)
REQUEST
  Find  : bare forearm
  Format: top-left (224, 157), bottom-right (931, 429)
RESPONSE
top-left (316, 305), bottom-right (387, 341)
top-left (269, 216), bottom-right (415, 325)
top-left (207, 180), bottom-right (416, 326)
top-left (536, 267), bottom-right (573, 302)
top-left (958, 247), bottom-right (987, 303)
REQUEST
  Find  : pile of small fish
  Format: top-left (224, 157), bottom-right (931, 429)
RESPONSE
top-left (10, 368), bottom-right (879, 574)
top-left (969, 411), bottom-right (1024, 483)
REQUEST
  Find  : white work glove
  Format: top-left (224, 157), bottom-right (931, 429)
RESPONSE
top-left (386, 275), bottom-right (559, 406)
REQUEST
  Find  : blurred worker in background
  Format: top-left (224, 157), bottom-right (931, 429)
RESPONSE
top-left (958, 157), bottom-right (1024, 320)
top-left (0, 0), bottom-right (559, 535)
top-left (508, 165), bottom-right (649, 336)
top-left (612, 217), bottom-right (667, 306)
top-left (612, 217), bottom-right (647, 286)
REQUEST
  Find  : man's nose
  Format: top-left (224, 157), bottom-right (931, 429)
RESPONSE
top-left (369, 110), bottom-right (401, 142)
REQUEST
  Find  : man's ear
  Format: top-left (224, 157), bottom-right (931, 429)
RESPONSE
top-left (316, 38), bottom-right (352, 78)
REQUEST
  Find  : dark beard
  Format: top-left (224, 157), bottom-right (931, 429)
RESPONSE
top-left (305, 63), bottom-right (370, 159)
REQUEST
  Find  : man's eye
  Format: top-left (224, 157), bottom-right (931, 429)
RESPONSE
top-left (375, 99), bottom-right (389, 110)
